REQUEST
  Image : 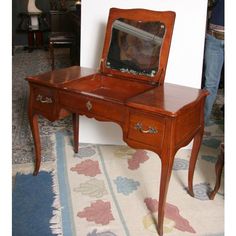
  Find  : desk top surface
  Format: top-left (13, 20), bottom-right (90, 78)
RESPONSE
top-left (26, 66), bottom-right (96, 87)
top-left (26, 66), bottom-right (208, 116)
top-left (127, 83), bottom-right (208, 116)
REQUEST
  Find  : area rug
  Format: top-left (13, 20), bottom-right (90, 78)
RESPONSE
top-left (12, 48), bottom-right (72, 165)
top-left (54, 128), bottom-right (224, 236)
top-left (12, 123), bottom-right (224, 236)
top-left (12, 171), bottom-right (62, 236)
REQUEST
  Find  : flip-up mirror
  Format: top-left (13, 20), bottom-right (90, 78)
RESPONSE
top-left (107, 19), bottom-right (166, 77)
top-left (100, 8), bottom-right (175, 85)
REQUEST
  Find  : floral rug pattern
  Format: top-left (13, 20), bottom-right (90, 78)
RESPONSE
top-left (55, 127), bottom-right (224, 236)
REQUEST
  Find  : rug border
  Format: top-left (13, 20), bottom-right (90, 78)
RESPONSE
top-left (56, 130), bottom-right (76, 236)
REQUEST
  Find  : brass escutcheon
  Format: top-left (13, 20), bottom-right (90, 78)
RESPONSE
top-left (86, 101), bottom-right (93, 111)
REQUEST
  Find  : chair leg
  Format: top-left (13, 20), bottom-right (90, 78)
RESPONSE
top-left (49, 42), bottom-right (54, 70)
top-left (209, 143), bottom-right (224, 200)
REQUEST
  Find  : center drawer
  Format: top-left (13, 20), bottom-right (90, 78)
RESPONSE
top-left (128, 111), bottom-right (166, 148)
top-left (59, 91), bottom-right (125, 123)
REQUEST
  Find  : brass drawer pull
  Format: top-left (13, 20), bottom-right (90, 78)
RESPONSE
top-left (134, 122), bottom-right (158, 134)
top-left (36, 94), bottom-right (53, 104)
top-left (86, 101), bottom-right (93, 111)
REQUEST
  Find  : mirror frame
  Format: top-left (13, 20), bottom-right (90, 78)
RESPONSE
top-left (100, 8), bottom-right (176, 85)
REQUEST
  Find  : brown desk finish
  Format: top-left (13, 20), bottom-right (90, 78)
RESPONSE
top-left (26, 66), bottom-right (208, 236)
top-left (26, 8), bottom-right (209, 236)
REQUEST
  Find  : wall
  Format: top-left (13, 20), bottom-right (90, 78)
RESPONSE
top-left (79, 0), bottom-right (208, 145)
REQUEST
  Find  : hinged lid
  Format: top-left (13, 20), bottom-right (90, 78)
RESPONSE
top-left (100, 8), bottom-right (175, 85)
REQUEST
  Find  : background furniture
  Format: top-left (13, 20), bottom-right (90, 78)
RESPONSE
top-left (12, 0), bottom-right (81, 60)
top-left (48, 9), bottom-right (80, 70)
top-left (68, 8), bottom-right (81, 65)
top-left (12, 0), bottom-right (50, 47)
top-left (17, 12), bottom-right (50, 52)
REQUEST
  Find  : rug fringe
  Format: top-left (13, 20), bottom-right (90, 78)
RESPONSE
top-left (12, 161), bottom-right (56, 176)
top-left (50, 169), bottom-right (63, 236)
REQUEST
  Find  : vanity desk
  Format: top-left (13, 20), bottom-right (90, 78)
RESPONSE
top-left (26, 8), bottom-right (208, 236)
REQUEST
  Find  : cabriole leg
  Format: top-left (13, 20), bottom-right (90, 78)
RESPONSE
top-left (28, 111), bottom-right (41, 176)
top-left (188, 128), bottom-right (204, 197)
top-left (157, 149), bottom-right (175, 236)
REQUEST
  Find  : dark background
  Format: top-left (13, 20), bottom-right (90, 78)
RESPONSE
top-left (12, 0), bottom-right (51, 46)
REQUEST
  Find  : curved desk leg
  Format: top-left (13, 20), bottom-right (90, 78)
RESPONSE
top-left (188, 127), bottom-right (204, 197)
top-left (28, 111), bottom-right (41, 176)
top-left (73, 113), bottom-right (79, 153)
top-left (157, 149), bottom-right (175, 236)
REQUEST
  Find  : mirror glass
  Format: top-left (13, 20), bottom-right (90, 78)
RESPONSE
top-left (106, 18), bottom-right (166, 77)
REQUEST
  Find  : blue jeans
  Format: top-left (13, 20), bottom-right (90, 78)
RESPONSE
top-left (203, 34), bottom-right (224, 125)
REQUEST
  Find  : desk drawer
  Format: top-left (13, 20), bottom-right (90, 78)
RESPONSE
top-left (32, 85), bottom-right (57, 115)
top-left (128, 112), bottom-right (165, 148)
top-left (59, 91), bottom-right (125, 122)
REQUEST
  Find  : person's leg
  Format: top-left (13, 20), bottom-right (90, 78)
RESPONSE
top-left (203, 34), bottom-right (224, 125)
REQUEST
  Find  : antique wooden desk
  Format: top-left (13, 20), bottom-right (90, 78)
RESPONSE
top-left (26, 8), bottom-right (208, 236)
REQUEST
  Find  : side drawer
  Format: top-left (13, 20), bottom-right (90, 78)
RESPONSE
top-left (128, 111), bottom-right (166, 148)
top-left (31, 85), bottom-right (57, 117)
top-left (59, 91), bottom-right (125, 123)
